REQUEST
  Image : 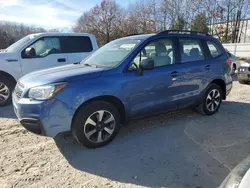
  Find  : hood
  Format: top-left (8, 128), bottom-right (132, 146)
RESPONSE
top-left (0, 51), bottom-right (6, 57)
top-left (20, 64), bottom-right (105, 88)
top-left (241, 60), bottom-right (250, 67)
top-left (0, 51), bottom-right (17, 62)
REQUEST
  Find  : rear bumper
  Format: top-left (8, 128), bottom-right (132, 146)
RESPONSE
top-left (226, 86), bottom-right (232, 96)
top-left (225, 75), bottom-right (233, 97)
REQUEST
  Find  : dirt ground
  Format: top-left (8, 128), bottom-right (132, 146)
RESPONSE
top-left (1, 77), bottom-right (250, 188)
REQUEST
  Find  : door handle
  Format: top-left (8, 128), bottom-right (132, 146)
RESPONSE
top-left (170, 71), bottom-right (179, 77)
top-left (6, 59), bottom-right (18, 62)
top-left (57, 58), bottom-right (66, 62)
top-left (205, 65), bottom-right (211, 70)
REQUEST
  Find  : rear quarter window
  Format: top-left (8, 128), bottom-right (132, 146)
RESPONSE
top-left (207, 41), bottom-right (222, 58)
top-left (61, 36), bottom-right (93, 53)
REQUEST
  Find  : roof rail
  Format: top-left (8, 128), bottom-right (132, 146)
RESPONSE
top-left (158, 30), bottom-right (211, 36)
top-left (126, 33), bottom-right (143, 37)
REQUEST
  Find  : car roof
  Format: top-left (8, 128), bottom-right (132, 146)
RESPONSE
top-left (120, 31), bottom-right (216, 42)
top-left (30, 32), bottom-right (95, 38)
top-left (123, 34), bottom-right (156, 40)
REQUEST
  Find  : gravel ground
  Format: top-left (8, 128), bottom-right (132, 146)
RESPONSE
top-left (1, 77), bottom-right (250, 188)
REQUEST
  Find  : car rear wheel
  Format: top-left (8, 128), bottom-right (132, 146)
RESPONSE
top-left (239, 79), bottom-right (249, 85)
top-left (195, 83), bottom-right (222, 115)
top-left (72, 101), bottom-right (121, 148)
top-left (0, 78), bottom-right (15, 106)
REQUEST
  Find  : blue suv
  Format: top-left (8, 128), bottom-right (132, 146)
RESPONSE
top-left (13, 30), bottom-right (233, 148)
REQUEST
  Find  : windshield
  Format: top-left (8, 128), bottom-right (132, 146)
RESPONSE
top-left (81, 38), bottom-right (142, 67)
top-left (5, 35), bottom-right (35, 53)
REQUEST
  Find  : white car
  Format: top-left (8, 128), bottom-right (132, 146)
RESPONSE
top-left (220, 157), bottom-right (250, 188)
top-left (0, 33), bottom-right (98, 106)
top-left (227, 51), bottom-right (241, 74)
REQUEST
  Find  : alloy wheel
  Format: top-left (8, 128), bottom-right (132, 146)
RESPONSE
top-left (0, 82), bottom-right (10, 104)
top-left (84, 110), bottom-right (116, 143)
top-left (206, 89), bottom-right (221, 112)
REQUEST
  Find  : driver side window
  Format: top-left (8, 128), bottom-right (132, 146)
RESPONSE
top-left (24, 37), bottom-right (61, 58)
top-left (129, 38), bottom-right (174, 70)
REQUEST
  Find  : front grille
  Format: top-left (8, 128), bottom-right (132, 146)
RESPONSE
top-left (15, 83), bottom-right (24, 99)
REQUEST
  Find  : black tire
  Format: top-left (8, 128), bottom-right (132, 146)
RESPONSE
top-left (238, 79), bottom-right (249, 85)
top-left (195, 83), bottom-right (223, 115)
top-left (72, 100), bottom-right (121, 148)
top-left (232, 64), bottom-right (236, 73)
top-left (0, 77), bottom-right (15, 106)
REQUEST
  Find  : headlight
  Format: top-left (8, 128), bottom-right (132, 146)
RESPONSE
top-left (28, 83), bottom-right (67, 100)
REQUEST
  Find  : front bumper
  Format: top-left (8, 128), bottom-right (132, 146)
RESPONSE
top-left (238, 67), bottom-right (250, 81)
top-left (20, 118), bottom-right (44, 135)
top-left (238, 73), bottom-right (250, 81)
top-left (13, 93), bottom-right (74, 137)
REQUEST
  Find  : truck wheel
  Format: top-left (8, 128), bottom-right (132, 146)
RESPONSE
top-left (72, 100), bottom-right (121, 148)
top-left (0, 78), bottom-right (15, 106)
top-left (239, 79), bottom-right (249, 85)
top-left (195, 84), bottom-right (223, 115)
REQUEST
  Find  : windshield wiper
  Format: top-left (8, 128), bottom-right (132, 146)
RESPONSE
top-left (82, 63), bottom-right (97, 68)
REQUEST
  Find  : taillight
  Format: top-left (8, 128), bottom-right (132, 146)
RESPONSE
top-left (227, 58), bottom-right (232, 66)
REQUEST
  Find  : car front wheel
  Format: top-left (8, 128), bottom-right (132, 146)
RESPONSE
top-left (0, 79), bottom-right (15, 106)
top-left (72, 101), bottom-right (121, 148)
top-left (195, 83), bottom-right (222, 115)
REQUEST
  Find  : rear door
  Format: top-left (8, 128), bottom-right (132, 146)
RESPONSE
top-left (61, 36), bottom-right (94, 64)
top-left (174, 37), bottom-right (210, 108)
top-left (20, 36), bottom-right (68, 75)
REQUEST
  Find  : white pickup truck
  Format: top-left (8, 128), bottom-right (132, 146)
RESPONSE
top-left (0, 33), bottom-right (98, 106)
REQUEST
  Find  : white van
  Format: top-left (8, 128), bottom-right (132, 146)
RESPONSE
top-left (0, 33), bottom-right (98, 106)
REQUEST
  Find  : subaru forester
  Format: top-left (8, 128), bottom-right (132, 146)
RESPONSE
top-left (13, 30), bottom-right (233, 148)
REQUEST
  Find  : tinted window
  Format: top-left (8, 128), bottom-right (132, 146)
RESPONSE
top-left (129, 38), bottom-right (174, 70)
top-left (179, 38), bottom-right (205, 63)
top-left (24, 37), bottom-right (61, 58)
top-left (207, 41), bottom-right (222, 58)
top-left (61, 36), bottom-right (93, 53)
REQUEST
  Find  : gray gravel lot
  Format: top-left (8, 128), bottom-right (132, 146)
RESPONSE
top-left (1, 78), bottom-right (250, 188)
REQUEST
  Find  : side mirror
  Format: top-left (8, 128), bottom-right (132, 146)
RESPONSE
top-left (24, 47), bottom-right (36, 58)
top-left (139, 58), bottom-right (154, 70)
top-left (137, 58), bottom-right (154, 76)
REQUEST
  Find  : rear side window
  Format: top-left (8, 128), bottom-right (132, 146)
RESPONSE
top-left (61, 36), bottom-right (93, 53)
top-left (179, 38), bottom-right (205, 63)
top-left (207, 41), bottom-right (222, 58)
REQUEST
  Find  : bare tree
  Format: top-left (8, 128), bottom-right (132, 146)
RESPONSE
top-left (74, 0), bottom-right (122, 45)
top-left (72, 0), bottom-right (250, 44)
top-left (0, 22), bottom-right (46, 48)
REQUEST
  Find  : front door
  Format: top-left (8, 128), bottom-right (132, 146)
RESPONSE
top-left (20, 37), bottom-right (68, 75)
top-left (124, 37), bottom-right (180, 118)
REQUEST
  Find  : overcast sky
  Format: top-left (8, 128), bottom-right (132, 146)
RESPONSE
top-left (0, 0), bottom-right (134, 29)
